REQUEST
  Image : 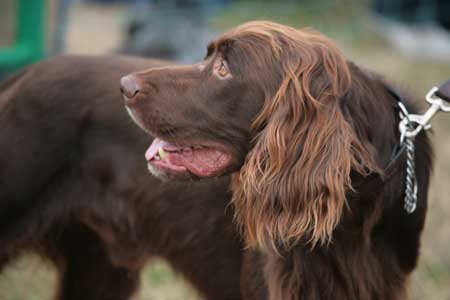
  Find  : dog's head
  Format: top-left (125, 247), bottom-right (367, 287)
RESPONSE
top-left (122, 21), bottom-right (380, 249)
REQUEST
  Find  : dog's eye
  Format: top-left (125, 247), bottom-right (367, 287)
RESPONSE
top-left (218, 60), bottom-right (229, 77)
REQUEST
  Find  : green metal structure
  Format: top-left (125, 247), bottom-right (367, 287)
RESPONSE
top-left (0, 0), bottom-right (45, 73)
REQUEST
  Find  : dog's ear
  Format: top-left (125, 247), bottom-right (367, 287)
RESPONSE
top-left (232, 31), bottom-right (380, 251)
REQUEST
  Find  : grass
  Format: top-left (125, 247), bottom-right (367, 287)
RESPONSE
top-left (0, 256), bottom-right (198, 300)
top-left (0, 256), bottom-right (56, 300)
top-left (2, 1), bottom-right (450, 299)
top-left (139, 262), bottom-right (199, 300)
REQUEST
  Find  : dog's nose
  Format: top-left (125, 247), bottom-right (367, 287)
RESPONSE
top-left (120, 75), bottom-right (141, 101)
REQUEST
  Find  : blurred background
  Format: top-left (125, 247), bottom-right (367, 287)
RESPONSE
top-left (1, 0), bottom-right (450, 299)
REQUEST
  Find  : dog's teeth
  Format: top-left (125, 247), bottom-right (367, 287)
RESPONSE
top-left (158, 147), bottom-right (169, 159)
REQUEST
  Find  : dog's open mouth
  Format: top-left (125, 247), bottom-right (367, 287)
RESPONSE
top-left (145, 138), bottom-right (232, 177)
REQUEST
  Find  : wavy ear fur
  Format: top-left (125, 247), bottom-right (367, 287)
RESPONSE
top-left (231, 25), bottom-right (380, 251)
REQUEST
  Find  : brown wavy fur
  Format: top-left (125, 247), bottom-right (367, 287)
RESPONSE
top-left (230, 22), bottom-right (380, 251)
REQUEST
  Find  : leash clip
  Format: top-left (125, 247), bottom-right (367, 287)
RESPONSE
top-left (399, 87), bottom-right (450, 142)
top-left (426, 86), bottom-right (450, 111)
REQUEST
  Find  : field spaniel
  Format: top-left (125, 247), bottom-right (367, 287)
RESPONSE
top-left (122, 21), bottom-right (433, 299)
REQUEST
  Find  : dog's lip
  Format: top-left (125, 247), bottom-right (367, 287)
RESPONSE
top-left (145, 137), bottom-right (232, 161)
top-left (145, 130), bottom-right (233, 156)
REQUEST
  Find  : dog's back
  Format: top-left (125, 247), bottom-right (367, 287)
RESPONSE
top-left (0, 55), bottom-right (242, 300)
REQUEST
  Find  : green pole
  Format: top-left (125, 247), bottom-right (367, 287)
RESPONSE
top-left (0, 0), bottom-right (45, 71)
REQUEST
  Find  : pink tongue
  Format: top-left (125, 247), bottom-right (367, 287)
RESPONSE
top-left (145, 138), bottom-right (179, 161)
top-left (168, 148), bottom-right (231, 177)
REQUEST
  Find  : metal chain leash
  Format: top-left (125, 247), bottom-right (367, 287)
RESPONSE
top-left (398, 103), bottom-right (418, 214)
top-left (397, 87), bottom-right (450, 214)
top-left (403, 137), bottom-right (418, 213)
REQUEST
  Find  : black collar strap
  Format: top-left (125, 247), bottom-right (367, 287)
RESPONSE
top-left (382, 87), bottom-right (408, 178)
top-left (436, 78), bottom-right (450, 102)
top-left (353, 87), bottom-right (406, 190)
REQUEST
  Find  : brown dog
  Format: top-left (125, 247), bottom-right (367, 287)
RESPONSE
top-left (122, 21), bottom-right (433, 300)
top-left (0, 55), bottom-right (242, 300)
